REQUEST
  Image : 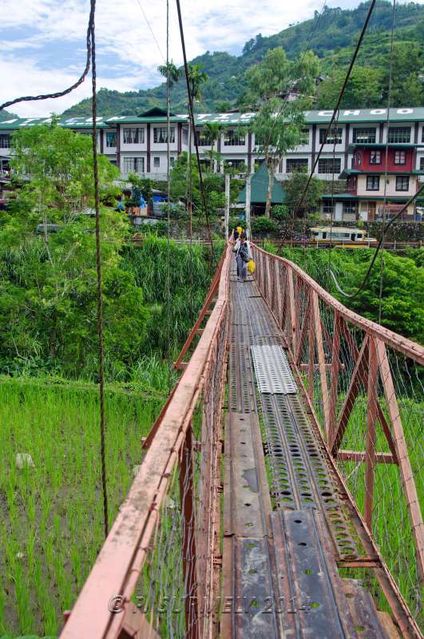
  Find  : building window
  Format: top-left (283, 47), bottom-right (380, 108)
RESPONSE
top-left (366, 176), bottom-right (380, 191)
top-left (396, 176), bottom-right (409, 191)
top-left (170, 156), bottom-right (175, 167)
top-left (353, 128), bottom-right (377, 144)
top-left (322, 199), bottom-right (334, 215)
top-left (195, 130), bottom-right (211, 145)
top-left (286, 158), bottom-right (308, 173)
top-left (369, 150), bottom-right (381, 164)
top-left (153, 157), bottom-right (160, 168)
top-left (388, 127), bottom-right (410, 143)
top-left (394, 150), bottom-right (406, 165)
top-left (318, 158), bottom-right (341, 174)
top-left (343, 200), bottom-right (357, 215)
top-left (420, 157), bottom-right (424, 171)
top-left (123, 157), bottom-right (144, 174)
top-left (223, 129), bottom-right (246, 146)
top-left (299, 127), bottom-right (309, 145)
top-left (123, 128), bottom-right (144, 144)
top-left (106, 131), bottom-right (117, 147)
top-left (153, 127), bottom-right (175, 143)
top-left (319, 127), bottom-right (342, 145)
top-left (0, 134), bottom-right (10, 148)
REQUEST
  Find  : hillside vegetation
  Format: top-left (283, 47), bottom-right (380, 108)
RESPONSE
top-left (63, 0), bottom-right (424, 117)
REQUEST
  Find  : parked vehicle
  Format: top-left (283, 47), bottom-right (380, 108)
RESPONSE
top-left (310, 226), bottom-right (377, 246)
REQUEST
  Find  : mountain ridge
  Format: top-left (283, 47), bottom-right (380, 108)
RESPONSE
top-left (61, 0), bottom-right (424, 117)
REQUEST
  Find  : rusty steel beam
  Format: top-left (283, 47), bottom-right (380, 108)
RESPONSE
top-left (251, 245), bottom-right (424, 366)
top-left (173, 247), bottom-right (226, 371)
top-left (376, 339), bottom-right (424, 583)
top-left (364, 336), bottom-right (378, 531)
top-left (337, 450), bottom-right (397, 464)
top-left (59, 246), bottom-right (232, 639)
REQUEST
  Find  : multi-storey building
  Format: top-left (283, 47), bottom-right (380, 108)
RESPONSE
top-left (1, 106), bottom-right (423, 221)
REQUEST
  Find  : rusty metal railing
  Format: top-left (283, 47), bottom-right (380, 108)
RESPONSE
top-left (253, 243), bottom-right (424, 634)
top-left (60, 245), bottom-right (231, 639)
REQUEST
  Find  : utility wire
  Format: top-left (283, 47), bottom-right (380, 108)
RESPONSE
top-left (134, 0), bottom-right (165, 62)
top-left (293, 0), bottom-right (377, 217)
top-left (0, 3), bottom-right (95, 112)
top-left (175, 0), bottom-right (214, 255)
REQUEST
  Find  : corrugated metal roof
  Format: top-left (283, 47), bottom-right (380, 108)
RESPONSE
top-left (2, 107), bottom-right (424, 131)
top-left (305, 108), bottom-right (424, 124)
top-left (237, 162), bottom-right (285, 204)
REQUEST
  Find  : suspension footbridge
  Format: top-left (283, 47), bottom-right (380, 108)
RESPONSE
top-left (60, 243), bottom-right (423, 639)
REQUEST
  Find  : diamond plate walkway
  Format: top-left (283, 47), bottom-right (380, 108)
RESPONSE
top-left (221, 270), bottom-right (395, 639)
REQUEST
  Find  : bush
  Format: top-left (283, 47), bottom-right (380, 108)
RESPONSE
top-left (251, 216), bottom-right (278, 235)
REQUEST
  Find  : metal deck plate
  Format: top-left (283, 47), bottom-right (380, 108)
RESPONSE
top-left (251, 345), bottom-right (297, 394)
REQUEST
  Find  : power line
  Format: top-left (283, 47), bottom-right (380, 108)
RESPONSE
top-left (293, 0), bottom-right (377, 217)
top-left (134, 0), bottom-right (165, 62)
top-left (175, 0), bottom-right (214, 254)
top-left (0, 3), bottom-right (95, 112)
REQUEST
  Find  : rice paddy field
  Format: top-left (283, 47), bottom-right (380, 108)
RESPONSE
top-left (0, 377), bottom-right (163, 638)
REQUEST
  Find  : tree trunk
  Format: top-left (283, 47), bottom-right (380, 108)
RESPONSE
top-left (265, 162), bottom-right (274, 218)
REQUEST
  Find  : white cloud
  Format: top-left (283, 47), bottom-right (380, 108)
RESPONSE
top-left (2, 0), bottom-right (424, 117)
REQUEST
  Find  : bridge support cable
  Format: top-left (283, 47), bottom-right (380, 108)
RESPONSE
top-left (293, 0), bottom-right (377, 218)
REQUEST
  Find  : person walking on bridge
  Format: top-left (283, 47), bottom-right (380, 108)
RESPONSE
top-left (236, 233), bottom-right (251, 282)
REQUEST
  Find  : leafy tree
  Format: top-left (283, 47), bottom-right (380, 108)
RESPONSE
top-left (316, 66), bottom-right (383, 109)
top-left (246, 48), bottom-right (320, 217)
top-left (283, 168), bottom-right (324, 217)
top-left (0, 123), bottom-right (150, 379)
top-left (169, 152), bottom-right (225, 217)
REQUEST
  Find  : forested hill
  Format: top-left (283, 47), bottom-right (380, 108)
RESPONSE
top-left (63, 0), bottom-right (424, 117)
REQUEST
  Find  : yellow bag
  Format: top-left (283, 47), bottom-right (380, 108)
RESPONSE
top-left (247, 259), bottom-right (256, 274)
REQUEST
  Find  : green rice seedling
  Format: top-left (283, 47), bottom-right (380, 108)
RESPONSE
top-left (0, 377), bottom-right (163, 636)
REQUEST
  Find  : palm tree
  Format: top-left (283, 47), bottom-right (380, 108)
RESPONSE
top-left (187, 64), bottom-right (208, 102)
top-left (157, 61), bottom-right (181, 88)
top-left (203, 122), bottom-right (223, 172)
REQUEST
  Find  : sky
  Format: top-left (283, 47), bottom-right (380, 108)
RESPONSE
top-left (0, 0), bottom-right (422, 118)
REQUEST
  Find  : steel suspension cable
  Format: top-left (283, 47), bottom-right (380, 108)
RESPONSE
top-left (0, 2), bottom-right (95, 112)
top-left (293, 0), bottom-right (377, 218)
top-left (175, 0), bottom-right (214, 256)
top-left (89, 0), bottom-right (109, 539)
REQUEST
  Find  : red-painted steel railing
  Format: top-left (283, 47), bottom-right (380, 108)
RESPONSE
top-left (253, 244), bottom-right (424, 632)
top-left (60, 245), bottom-right (232, 639)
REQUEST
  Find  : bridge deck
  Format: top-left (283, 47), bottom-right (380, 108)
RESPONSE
top-left (221, 269), bottom-right (394, 638)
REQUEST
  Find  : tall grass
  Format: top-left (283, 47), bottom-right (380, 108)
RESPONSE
top-left (0, 378), bottom-right (162, 637)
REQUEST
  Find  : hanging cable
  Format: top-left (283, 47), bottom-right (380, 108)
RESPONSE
top-left (175, 0), bottom-right (214, 257)
top-left (293, 0), bottom-right (377, 218)
top-left (134, 0), bottom-right (165, 62)
top-left (89, 0), bottom-right (109, 539)
top-left (378, 0), bottom-right (396, 322)
top-left (165, 0), bottom-right (173, 385)
top-left (330, 0), bottom-right (403, 302)
top-left (0, 2), bottom-right (95, 112)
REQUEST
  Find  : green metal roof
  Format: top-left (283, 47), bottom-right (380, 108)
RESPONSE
top-left (0, 116), bottom-right (110, 130)
top-left (237, 162), bottom-right (285, 204)
top-left (305, 108), bottom-right (424, 124)
top-left (3, 107), bottom-right (424, 131)
top-left (321, 192), bottom-right (422, 201)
